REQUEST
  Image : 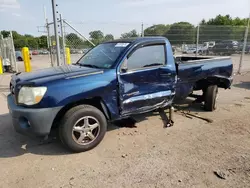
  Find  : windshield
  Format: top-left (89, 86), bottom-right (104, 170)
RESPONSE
top-left (77, 42), bottom-right (130, 69)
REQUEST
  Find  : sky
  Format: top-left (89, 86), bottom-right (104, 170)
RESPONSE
top-left (0, 0), bottom-right (249, 38)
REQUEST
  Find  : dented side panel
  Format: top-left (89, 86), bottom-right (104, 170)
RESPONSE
top-left (118, 40), bottom-right (177, 115)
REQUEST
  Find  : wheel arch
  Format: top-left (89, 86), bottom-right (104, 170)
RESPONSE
top-left (194, 76), bottom-right (232, 90)
top-left (52, 97), bottom-right (111, 129)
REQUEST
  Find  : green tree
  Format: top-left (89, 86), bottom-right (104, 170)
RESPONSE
top-left (65, 33), bottom-right (85, 49)
top-left (24, 34), bottom-right (33, 38)
top-left (89, 30), bottom-right (104, 44)
top-left (12, 31), bottom-right (22, 40)
top-left (120, 29), bottom-right (138, 39)
top-left (144, 24), bottom-right (170, 36)
top-left (0, 30), bottom-right (10, 38)
top-left (205, 14), bottom-right (233, 25)
top-left (199, 15), bottom-right (248, 42)
top-left (27, 38), bottom-right (38, 49)
top-left (104, 34), bottom-right (114, 41)
top-left (37, 35), bottom-right (48, 49)
top-left (165, 22), bottom-right (195, 44)
top-left (14, 38), bottom-right (27, 49)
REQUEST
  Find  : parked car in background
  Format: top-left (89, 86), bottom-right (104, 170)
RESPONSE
top-left (200, 41), bottom-right (216, 55)
top-left (182, 47), bottom-right (197, 54)
top-left (15, 51), bottom-right (32, 61)
top-left (70, 49), bottom-right (83, 54)
top-left (15, 51), bottom-right (23, 61)
top-left (211, 40), bottom-right (238, 55)
top-left (32, 50), bottom-right (39, 55)
top-left (237, 42), bottom-right (250, 54)
top-left (39, 50), bottom-right (49, 55)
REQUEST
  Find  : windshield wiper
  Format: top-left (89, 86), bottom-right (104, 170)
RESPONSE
top-left (80, 64), bottom-right (101, 69)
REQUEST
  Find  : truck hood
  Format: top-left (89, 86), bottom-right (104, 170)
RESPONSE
top-left (13, 65), bottom-right (103, 84)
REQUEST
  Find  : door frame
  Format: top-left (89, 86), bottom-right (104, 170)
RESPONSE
top-left (117, 40), bottom-right (168, 74)
top-left (116, 40), bottom-right (170, 116)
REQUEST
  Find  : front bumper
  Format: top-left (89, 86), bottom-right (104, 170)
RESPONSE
top-left (7, 94), bottom-right (62, 136)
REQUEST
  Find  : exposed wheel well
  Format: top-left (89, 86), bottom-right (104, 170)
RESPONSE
top-left (194, 77), bottom-right (231, 91)
top-left (51, 97), bottom-right (111, 129)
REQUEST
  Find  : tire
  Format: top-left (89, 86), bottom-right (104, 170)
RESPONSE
top-left (59, 105), bottom-right (107, 152)
top-left (17, 56), bottom-right (22, 61)
top-left (204, 85), bottom-right (218, 111)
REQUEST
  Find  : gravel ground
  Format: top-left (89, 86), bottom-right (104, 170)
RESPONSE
top-left (0, 57), bottom-right (250, 188)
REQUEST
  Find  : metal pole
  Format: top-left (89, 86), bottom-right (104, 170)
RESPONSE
top-left (60, 14), bottom-right (66, 65)
top-left (10, 31), bottom-right (17, 72)
top-left (51, 0), bottom-right (60, 66)
top-left (44, 5), bottom-right (49, 49)
top-left (63, 19), bottom-right (95, 47)
top-left (196, 25), bottom-right (200, 57)
top-left (238, 13), bottom-right (250, 74)
top-left (44, 5), bottom-right (53, 67)
top-left (141, 22), bottom-right (144, 37)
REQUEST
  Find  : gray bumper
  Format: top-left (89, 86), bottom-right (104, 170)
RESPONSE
top-left (7, 94), bottom-right (62, 136)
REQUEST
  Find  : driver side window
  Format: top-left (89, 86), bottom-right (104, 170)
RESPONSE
top-left (127, 45), bottom-right (165, 71)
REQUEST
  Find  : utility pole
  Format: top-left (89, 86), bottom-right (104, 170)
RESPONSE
top-left (196, 25), bottom-right (200, 57)
top-left (60, 14), bottom-right (66, 65)
top-left (44, 5), bottom-right (53, 67)
top-left (238, 13), bottom-right (250, 74)
top-left (43, 6), bottom-right (49, 49)
top-left (141, 22), bottom-right (144, 37)
top-left (51, 0), bottom-right (60, 66)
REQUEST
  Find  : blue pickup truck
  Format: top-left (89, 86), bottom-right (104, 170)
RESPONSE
top-left (7, 37), bottom-right (233, 152)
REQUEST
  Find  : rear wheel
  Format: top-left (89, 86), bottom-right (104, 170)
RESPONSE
top-left (204, 85), bottom-right (218, 111)
top-left (59, 105), bottom-right (107, 152)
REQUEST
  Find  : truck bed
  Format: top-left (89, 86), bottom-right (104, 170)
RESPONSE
top-left (174, 56), bottom-right (233, 100)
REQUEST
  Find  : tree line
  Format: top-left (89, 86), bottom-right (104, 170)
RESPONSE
top-left (1, 14), bottom-right (249, 50)
top-left (144, 15), bottom-right (249, 44)
top-left (0, 30), bottom-right (48, 50)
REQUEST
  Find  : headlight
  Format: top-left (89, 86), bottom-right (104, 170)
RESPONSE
top-left (18, 86), bottom-right (47, 105)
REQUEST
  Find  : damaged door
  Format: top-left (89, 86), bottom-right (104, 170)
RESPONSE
top-left (118, 43), bottom-right (176, 115)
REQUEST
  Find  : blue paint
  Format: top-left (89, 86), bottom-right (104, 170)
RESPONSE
top-left (9, 37), bottom-right (233, 122)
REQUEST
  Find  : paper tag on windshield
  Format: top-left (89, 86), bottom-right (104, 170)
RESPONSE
top-left (115, 43), bottom-right (129, 47)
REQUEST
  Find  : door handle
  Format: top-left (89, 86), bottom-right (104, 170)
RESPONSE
top-left (161, 73), bottom-right (172, 76)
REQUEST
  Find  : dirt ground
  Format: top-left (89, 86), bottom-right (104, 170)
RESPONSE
top-left (0, 56), bottom-right (250, 188)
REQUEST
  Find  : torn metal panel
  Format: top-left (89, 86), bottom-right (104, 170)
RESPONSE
top-left (122, 96), bottom-right (175, 116)
top-left (123, 90), bottom-right (174, 104)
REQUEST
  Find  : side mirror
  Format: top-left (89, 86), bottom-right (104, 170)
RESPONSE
top-left (121, 58), bottom-right (128, 73)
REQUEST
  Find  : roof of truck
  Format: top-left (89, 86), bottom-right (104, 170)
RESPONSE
top-left (103, 36), bottom-right (167, 44)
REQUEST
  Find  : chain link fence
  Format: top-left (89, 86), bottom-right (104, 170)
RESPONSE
top-left (144, 24), bottom-right (250, 73)
top-left (45, 20), bottom-right (250, 73)
top-left (47, 19), bottom-right (96, 65)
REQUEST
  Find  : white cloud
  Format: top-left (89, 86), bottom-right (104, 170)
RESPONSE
top-left (12, 12), bottom-right (21, 17)
top-left (0, 0), bottom-right (20, 9)
top-left (0, 8), bottom-right (5, 12)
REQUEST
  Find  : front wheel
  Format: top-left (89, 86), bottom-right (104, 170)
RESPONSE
top-left (59, 105), bottom-right (107, 152)
top-left (204, 85), bottom-right (218, 111)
